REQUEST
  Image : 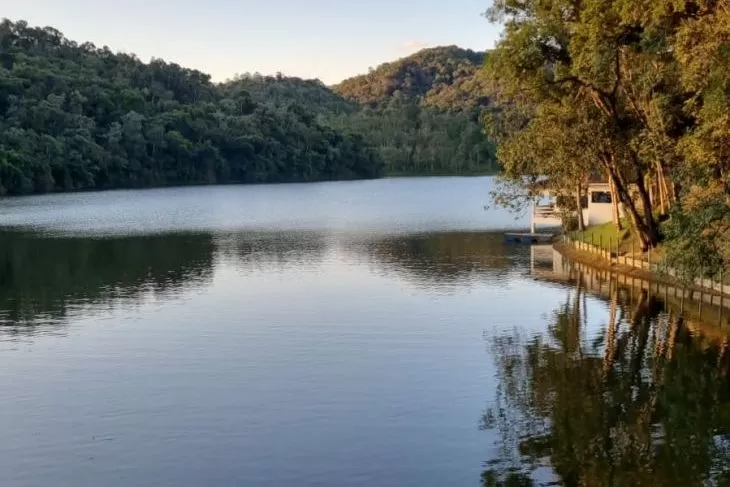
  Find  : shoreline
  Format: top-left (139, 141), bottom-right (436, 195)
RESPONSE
top-left (553, 240), bottom-right (730, 303)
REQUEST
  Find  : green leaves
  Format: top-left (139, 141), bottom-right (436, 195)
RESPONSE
top-left (482, 0), bottom-right (730, 252)
top-left (0, 19), bottom-right (385, 194)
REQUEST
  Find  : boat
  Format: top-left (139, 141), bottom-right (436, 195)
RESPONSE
top-left (503, 232), bottom-right (556, 244)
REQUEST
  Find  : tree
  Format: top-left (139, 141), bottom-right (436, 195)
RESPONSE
top-left (483, 0), bottom-right (704, 249)
top-left (664, 2), bottom-right (730, 277)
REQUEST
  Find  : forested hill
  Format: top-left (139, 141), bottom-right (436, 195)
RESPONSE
top-left (0, 20), bottom-right (383, 196)
top-left (221, 74), bottom-right (358, 115)
top-left (329, 46), bottom-right (498, 176)
top-left (332, 46), bottom-right (490, 111)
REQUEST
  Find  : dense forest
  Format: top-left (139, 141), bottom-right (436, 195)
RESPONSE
top-left (0, 21), bottom-right (499, 196)
top-left (333, 46), bottom-right (488, 110)
top-left (484, 0), bottom-right (730, 280)
top-left (333, 46), bottom-right (498, 175)
top-left (231, 47), bottom-right (500, 177)
top-left (0, 20), bottom-right (383, 196)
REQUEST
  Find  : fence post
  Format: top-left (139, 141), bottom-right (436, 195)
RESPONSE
top-left (600, 235), bottom-right (603, 259)
top-left (721, 269), bottom-right (725, 313)
top-left (647, 246), bottom-right (652, 271)
top-left (631, 238), bottom-right (636, 267)
top-left (699, 268), bottom-right (704, 317)
top-left (607, 236), bottom-right (610, 261)
top-left (700, 266), bottom-right (705, 307)
top-left (608, 239), bottom-right (613, 264)
top-left (720, 268), bottom-right (725, 325)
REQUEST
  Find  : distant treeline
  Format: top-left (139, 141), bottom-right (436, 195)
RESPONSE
top-left (0, 22), bottom-right (499, 196)
top-left (331, 45), bottom-right (498, 176)
top-left (233, 70), bottom-right (498, 177)
top-left (0, 20), bottom-right (383, 195)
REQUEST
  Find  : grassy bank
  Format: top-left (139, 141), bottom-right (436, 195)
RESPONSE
top-left (570, 221), bottom-right (637, 255)
top-left (569, 221), bottom-right (672, 262)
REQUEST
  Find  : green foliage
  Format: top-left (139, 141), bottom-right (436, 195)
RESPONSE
top-left (664, 194), bottom-right (730, 280)
top-left (0, 19), bottom-right (384, 195)
top-left (0, 22), bottom-right (499, 189)
top-left (329, 103), bottom-right (497, 176)
top-left (228, 49), bottom-right (500, 177)
top-left (333, 46), bottom-right (487, 109)
top-left (483, 0), bottom-right (730, 264)
top-left (331, 46), bottom-right (498, 176)
top-left (223, 72), bottom-right (358, 116)
top-left (669, 4), bottom-right (730, 278)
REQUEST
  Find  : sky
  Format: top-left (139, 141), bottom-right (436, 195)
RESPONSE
top-left (3, 0), bottom-right (503, 84)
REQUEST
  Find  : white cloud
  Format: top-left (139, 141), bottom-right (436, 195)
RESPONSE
top-left (398, 40), bottom-right (429, 52)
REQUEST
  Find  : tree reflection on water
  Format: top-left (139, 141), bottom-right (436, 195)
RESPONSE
top-left (483, 278), bottom-right (730, 486)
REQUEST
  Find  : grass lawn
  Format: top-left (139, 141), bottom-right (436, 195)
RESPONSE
top-left (569, 220), bottom-right (669, 261)
top-left (569, 221), bottom-right (638, 254)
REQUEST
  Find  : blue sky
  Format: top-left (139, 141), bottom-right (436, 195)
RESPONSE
top-left (4, 0), bottom-right (502, 84)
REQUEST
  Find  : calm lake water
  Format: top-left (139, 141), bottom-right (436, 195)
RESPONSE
top-left (0, 176), bottom-right (728, 487)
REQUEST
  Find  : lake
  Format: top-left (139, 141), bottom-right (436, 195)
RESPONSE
top-left (0, 176), bottom-right (728, 487)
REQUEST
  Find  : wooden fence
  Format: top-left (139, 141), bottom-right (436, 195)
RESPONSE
top-left (562, 234), bottom-right (730, 298)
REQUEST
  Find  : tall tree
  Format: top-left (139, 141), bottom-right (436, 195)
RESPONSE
top-left (483, 0), bottom-right (701, 248)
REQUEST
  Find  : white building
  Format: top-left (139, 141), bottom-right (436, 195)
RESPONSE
top-left (585, 182), bottom-right (622, 226)
top-left (528, 180), bottom-right (623, 232)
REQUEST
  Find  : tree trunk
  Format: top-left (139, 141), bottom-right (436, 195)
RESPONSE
top-left (657, 172), bottom-right (666, 214)
top-left (633, 169), bottom-right (661, 243)
top-left (608, 176), bottom-right (622, 231)
top-left (648, 174), bottom-right (654, 209)
top-left (655, 161), bottom-right (672, 213)
top-left (575, 184), bottom-right (585, 231)
top-left (603, 158), bottom-right (660, 250)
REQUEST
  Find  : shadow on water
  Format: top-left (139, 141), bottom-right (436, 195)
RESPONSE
top-left (345, 231), bottom-right (530, 289)
top-left (482, 252), bottom-right (730, 486)
top-left (0, 229), bottom-right (526, 335)
top-left (0, 230), bottom-right (215, 336)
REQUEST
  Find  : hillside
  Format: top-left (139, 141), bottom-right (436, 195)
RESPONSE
top-left (221, 73), bottom-right (357, 115)
top-left (216, 51), bottom-right (499, 176)
top-left (0, 20), bottom-right (383, 196)
top-left (332, 46), bottom-right (490, 111)
top-left (0, 20), bottom-right (497, 196)
top-left (329, 46), bottom-right (498, 175)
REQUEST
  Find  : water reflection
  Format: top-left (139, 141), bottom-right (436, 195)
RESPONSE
top-left (483, 276), bottom-right (730, 486)
top-left (2, 223), bottom-right (730, 485)
top-left (0, 230), bottom-right (215, 336)
top-left (0, 230), bottom-right (526, 334)
top-left (348, 232), bottom-right (528, 288)
top-left (214, 231), bottom-right (330, 271)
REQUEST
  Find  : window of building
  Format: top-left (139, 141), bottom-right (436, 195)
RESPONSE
top-left (591, 191), bottom-right (612, 204)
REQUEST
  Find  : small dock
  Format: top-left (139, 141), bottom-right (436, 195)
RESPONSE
top-left (503, 198), bottom-right (561, 244)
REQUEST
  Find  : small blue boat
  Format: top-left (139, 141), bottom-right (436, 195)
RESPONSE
top-left (503, 232), bottom-right (555, 244)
